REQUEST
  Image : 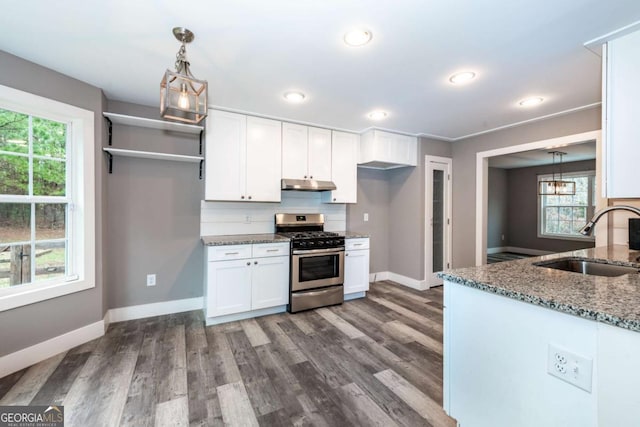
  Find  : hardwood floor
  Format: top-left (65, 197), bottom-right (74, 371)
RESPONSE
top-left (0, 281), bottom-right (455, 427)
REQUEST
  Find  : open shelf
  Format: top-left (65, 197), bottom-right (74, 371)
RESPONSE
top-left (103, 112), bottom-right (204, 134)
top-left (103, 147), bottom-right (203, 163)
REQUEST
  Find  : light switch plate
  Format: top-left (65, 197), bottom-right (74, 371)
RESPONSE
top-left (146, 274), bottom-right (156, 287)
top-left (364, 213), bottom-right (369, 222)
top-left (547, 344), bottom-right (593, 392)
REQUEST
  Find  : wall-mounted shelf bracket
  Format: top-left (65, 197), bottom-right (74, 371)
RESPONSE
top-left (107, 151), bottom-right (113, 173)
top-left (199, 159), bottom-right (204, 179)
top-left (106, 117), bottom-right (113, 146)
top-left (199, 130), bottom-right (203, 155)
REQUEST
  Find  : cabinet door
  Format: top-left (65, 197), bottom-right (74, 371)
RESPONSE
top-left (344, 249), bottom-right (370, 294)
top-left (605, 31), bottom-right (640, 197)
top-left (308, 127), bottom-right (332, 181)
top-left (282, 123), bottom-right (309, 180)
top-left (251, 255), bottom-right (289, 310)
top-left (246, 117), bottom-right (282, 202)
top-left (327, 131), bottom-right (358, 203)
top-left (205, 110), bottom-right (246, 201)
top-left (207, 259), bottom-right (252, 317)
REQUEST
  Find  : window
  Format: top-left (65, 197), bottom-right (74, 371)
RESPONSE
top-left (538, 171), bottom-right (596, 240)
top-left (0, 85), bottom-right (94, 311)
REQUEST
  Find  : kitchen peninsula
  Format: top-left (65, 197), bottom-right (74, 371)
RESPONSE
top-left (440, 245), bottom-right (640, 427)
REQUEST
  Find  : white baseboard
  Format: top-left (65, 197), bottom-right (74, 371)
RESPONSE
top-left (487, 246), bottom-right (508, 254)
top-left (0, 320), bottom-right (104, 378)
top-left (370, 271), bottom-right (428, 291)
top-left (106, 297), bottom-right (204, 324)
top-left (344, 291), bottom-right (366, 301)
top-left (504, 246), bottom-right (552, 256)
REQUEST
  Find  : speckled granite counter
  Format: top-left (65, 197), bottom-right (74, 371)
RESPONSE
top-left (336, 231), bottom-right (370, 239)
top-left (201, 234), bottom-right (290, 246)
top-left (439, 245), bottom-right (640, 332)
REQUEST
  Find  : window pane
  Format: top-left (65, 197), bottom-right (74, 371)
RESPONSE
top-left (33, 117), bottom-right (66, 158)
top-left (0, 109), bottom-right (29, 154)
top-left (0, 154), bottom-right (28, 195)
top-left (36, 203), bottom-right (66, 240)
top-left (33, 158), bottom-right (65, 196)
top-left (558, 221), bottom-right (572, 234)
top-left (559, 207), bottom-right (573, 220)
top-left (545, 221), bottom-right (558, 234)
top-left (35, 242), bottom-right (66, 283)
top-left (573, 207), bottom-right (587, 222)
top-left (0, 203), bottom-right (31, 244)
top-left (0, 243), bottom-right (32, 287)
top-left (546, 207), bottom-right (559, 221)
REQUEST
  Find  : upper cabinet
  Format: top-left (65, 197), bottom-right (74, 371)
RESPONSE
top-left (205, 110), bottom-right (281, 202)
top-left (282, 123), bottom-right (332, 181)
top-left (323, 131), bottom-right (358, 203)
top-left (603, 30), bottom-right (640, 198)
top-left (359, 129), bottom-right (417, 170)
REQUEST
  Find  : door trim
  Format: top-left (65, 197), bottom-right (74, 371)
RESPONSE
top-left (425, 155), bottom-right (452, 287)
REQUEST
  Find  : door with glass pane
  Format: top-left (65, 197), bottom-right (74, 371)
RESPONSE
top-left (426, 156), bottom-right (452, 287)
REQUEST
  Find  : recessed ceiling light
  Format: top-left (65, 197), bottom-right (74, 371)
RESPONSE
top-left (283, 91), bottom-right (306, 103)
top-left (344, 29), bottom-right (373, 47)
top-left (519, 96), bottom-right (544, 107)
top-left (367, 110), bottom-right (388, 120)
top-left (449, 71), bottom-right (476, 85)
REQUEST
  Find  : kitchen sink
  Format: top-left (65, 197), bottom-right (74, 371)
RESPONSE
top-left (533, 258), bottom-right (640, 277)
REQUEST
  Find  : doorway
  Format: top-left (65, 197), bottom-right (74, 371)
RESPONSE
top-left (425, 156), bottom-right (452, 287)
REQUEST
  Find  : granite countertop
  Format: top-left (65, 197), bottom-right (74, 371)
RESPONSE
top-left (439, 245), bottom-right (640, 332)
top-left (336, 231), bottom-right (370, 239)
top-left (201, 233), bottom-right (290, 246)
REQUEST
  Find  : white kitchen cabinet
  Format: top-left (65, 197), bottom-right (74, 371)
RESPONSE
top-left (359, 129), bottom-right (417, 170)
top-left (603, 30), bottom-right (640, 198)
top-left (282, 122), bottom-right (332, 181)
top-left (323, 131), bottom-right (358, 203)
top-left (344, 238), bottom-right (370, 295)
top-left (205, 243), bottom-right (289, 321)
top-left (206, 258), bottom-right (252, 317)
top-left (205, 110), bottom-right (281, 202)
top-left (251, 255), bottom-right (289, 310)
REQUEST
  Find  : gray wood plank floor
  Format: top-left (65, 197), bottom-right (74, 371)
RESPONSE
top-left (0, 281), bottom-right (456, 427)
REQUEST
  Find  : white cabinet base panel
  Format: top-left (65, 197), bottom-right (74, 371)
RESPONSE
top-left (344, 291), bottom-right (366, 301)
top-left (205, 305), bottom-right (287, 326)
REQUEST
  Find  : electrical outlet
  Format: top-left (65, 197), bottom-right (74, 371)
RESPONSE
top-left (364, 213), bottom-right (369, 222)
top-left (547, 344), bottom-right (593, 392)
top-left (501, 234), bottom-right (505, 241)
top-left (146, 274), bottom-right (156, 287)
top-left (245, 215), bottom-right (251, 224)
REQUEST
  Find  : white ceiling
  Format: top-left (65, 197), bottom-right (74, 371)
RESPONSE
top-left (1, 1), bottom-right (639, 140)
top-left (489, 140), bottom-right (596, 169)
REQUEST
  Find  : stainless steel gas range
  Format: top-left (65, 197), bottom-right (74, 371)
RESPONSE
top-left (275, 213), bottom-right (345, 313)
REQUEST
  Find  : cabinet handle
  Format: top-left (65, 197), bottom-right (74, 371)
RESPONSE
top-left (333, 198), bottom-right (336, 201)
top-left (241, 195), bottom-right (245, 199)
top-left (304, 175), bottom-right (307, 179)
top-left (248, 196), bottom-right (252, 200)
top-left (225, 252), bottom-right (239, 255)
top-left (353, 243), bottom-right (363, 246)
top-left (254, 261), bottom-right (258, 265)
top-left (246, 262), bottom-right (251, 266)
top-left (266, 249), bottom-right (279, 252)
top-left (310, 175), bottom-right (313, 179)
top-left (345, 253), bottom-right (349, 256)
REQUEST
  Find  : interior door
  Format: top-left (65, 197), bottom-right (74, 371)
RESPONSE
top-left (426, 156), bottom-right (452, 287)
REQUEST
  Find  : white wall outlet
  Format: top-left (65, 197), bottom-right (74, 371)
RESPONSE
top-left (245, 215), bottom-right (251, 224)
top-left (501, 234), bottom-right (505, 241)
top-left (547, 344), bottom-right (593, 392)
top-left (364, 213), bottom-right (369, 222)
top-left (146, 274), bottom-right (156, 287)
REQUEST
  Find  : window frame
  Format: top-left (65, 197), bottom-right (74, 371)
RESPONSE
top-left (0, 84), bottom-right (95, 312)
top-left (537, 170), bottom-right (596, 242)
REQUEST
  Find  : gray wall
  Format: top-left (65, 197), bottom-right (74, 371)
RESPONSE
top-left (105, 101), bottom-right (204, 308)
top-left (506, 160), bottom-right (596, 252)
top-left (346, 137), bottom-right (451, 280)
top-left (0, 50), bottom-right (106, 357)
top-left (488, 168), bottom-right (508, 248)
top-left (451, 107), bottom-right (601, 268)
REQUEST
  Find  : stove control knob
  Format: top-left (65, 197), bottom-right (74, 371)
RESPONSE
top-left (308, 241), bottom-right (315, 246)
top-left (317, 240), bottom-right (324, 246)
top-left (299, 241), bottom-right (307, 247)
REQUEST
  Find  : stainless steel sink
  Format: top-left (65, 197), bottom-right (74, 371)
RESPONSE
top-left (533, 258), bottom-right (640, 277)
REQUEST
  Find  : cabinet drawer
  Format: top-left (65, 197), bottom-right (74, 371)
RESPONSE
top-left (208, 244), bottom-right (252, 261)
top-left (346, 238), bottom-right (369, 250)
top-left (253, 242), bottom-right (290, 258)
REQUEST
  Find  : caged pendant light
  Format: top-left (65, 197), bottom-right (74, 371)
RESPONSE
top-left (538, 151), bottom-right (576, 196)
top-left (160, 27), bottom-right (208, 124)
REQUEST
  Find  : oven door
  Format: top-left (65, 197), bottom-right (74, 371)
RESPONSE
top-left (292, 248), bottom-right (345, 291)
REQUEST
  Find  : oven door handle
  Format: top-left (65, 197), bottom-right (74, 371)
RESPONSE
top-left (292, 247), bottom-right (345, 255)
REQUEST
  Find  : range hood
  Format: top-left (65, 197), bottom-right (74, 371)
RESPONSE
top-left (281, 178), bottom-right (337, 191)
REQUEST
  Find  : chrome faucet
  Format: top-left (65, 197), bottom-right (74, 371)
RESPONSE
top-left (579, 205), bottom-right (640, 236)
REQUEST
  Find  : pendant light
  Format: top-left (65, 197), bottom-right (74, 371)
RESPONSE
top-left (538, 151), bottom-right (576, 196)
top-left (160, 27), bottom-right (208, 124)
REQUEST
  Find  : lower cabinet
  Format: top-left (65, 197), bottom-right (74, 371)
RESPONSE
top-left (205, 243), bottom-right (289, 319)
top-left (344, 238), bottom-right (370, 295)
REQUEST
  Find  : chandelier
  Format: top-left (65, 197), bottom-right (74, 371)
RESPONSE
top-left (538, 151), bottom-right (576, 196)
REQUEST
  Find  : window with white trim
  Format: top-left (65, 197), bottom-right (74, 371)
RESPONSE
top-left (538, 170), bottom-right (596, 240)
top-left (0, 85), bottom-right (95, 311)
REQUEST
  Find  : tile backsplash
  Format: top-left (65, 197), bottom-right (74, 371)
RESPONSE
top-left (200, 192), bottom-right (346, 236)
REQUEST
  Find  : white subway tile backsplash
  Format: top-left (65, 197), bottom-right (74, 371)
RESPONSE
top-left (200, 192), bottom-right (346, 236)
